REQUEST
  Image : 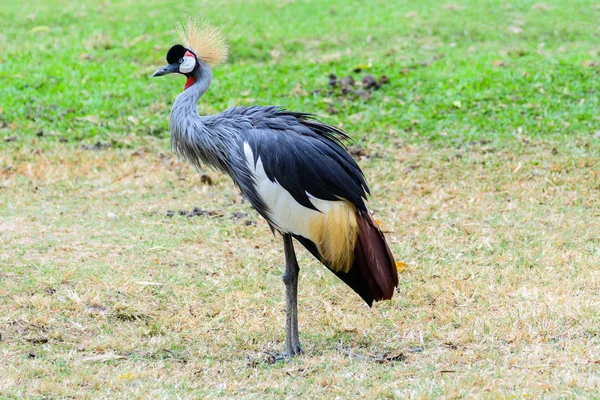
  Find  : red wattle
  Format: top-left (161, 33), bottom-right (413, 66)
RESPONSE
top-left (184, 76), bottom-right (195, 90)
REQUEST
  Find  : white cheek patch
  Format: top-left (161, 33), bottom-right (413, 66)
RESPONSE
top-left (180, 56), bottom-right (196, 73)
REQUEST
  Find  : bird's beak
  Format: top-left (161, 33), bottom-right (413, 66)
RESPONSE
top-left (153, 63), bottom-right (180, 77)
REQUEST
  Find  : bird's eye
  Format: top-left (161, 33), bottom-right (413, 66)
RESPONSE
top-left (178, 58), bottom-right (184, 64)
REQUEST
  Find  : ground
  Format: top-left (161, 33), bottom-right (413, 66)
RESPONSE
top-left (1, 0), bottom-right (599, 398)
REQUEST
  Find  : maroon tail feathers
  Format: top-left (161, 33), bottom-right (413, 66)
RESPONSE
top-left (350, 210), bottom-right (398, 305)
top-left (294, 209), bottom-right (398, 306)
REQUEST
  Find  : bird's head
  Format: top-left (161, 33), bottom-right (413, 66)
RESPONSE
top-left (152, 19), bottom-right (228, 91)
top-left (153, 44), bottom-right (199, 89)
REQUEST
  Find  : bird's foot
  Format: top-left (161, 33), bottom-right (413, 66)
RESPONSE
top-left (262, 344), bottom-right (303, 363)
top-left (290, 343), bottom-right (304, 356)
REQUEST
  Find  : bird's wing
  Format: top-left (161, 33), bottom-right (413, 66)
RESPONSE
top-left (224, 107), bottom-right (397, 306)
top-left (239, 107), bottom-right (369, 212)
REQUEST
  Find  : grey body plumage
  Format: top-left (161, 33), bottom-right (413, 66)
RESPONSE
top-left (168, 63), bottom-right (269, 218)
top-left (167, 62), bottom-right (367, 227)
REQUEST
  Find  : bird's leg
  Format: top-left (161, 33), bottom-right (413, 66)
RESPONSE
top-left (282, 233), bottom-right (303, 356)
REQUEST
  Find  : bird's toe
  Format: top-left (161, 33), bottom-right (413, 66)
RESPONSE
top-left (262, 349), bottom-right (302, 363)
top-left (293, 343), bottom-right (304, 355)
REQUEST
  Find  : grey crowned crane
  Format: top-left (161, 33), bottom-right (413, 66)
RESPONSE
top-left (153, 21), bottom-right (398, 357)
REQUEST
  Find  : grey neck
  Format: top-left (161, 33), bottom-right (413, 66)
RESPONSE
top-left (169, 61), bottom-right (232, 173)
top-left (172, 62), bottom-right (213, 116)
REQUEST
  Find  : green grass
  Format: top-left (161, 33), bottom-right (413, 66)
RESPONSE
top-left (1, 0), bottom-right (598, 145)
top-left (1, 0), bottom-right (600, 398)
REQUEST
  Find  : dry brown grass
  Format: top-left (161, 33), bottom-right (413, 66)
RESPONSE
top-left (1, 136), bottom-right (599, 398)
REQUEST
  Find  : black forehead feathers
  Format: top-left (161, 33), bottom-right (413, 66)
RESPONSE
top-left (166, 44), bottom-right (188, 64)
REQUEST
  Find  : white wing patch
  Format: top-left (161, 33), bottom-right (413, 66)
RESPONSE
top-left (179, 55), bottom-right (196, 74)
top-left (244, 142), bottom-right (322, 238)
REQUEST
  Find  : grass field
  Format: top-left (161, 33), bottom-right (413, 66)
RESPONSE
top-left (1, 0), bottom-right (600, 398)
